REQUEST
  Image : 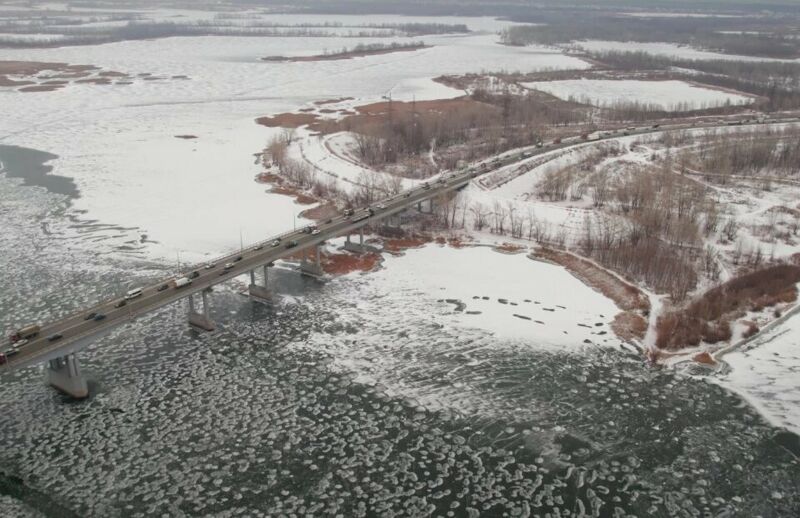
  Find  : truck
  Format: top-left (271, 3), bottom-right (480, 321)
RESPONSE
top-left (9, 324), bottom-right (40, 343)
top-left (171, 277), bottom-right (192, 289)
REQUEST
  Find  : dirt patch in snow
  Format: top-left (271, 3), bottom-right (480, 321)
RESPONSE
top-left (383, 236), bottom-right (433, 254)
top-left (611, 311), bottom-right (648, 342)
top-left (494, 243), bottom-right (526, 254)
top-left (321, 251), bottom-right (382, 275)
top-left (299, 203), bottom-right (339, 221)
top-left (256, 112), bottom-right (320, 128)
top-left (693, 352), bottom-right (717, 365)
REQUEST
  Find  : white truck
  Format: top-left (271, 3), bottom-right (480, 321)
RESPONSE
top-left (171, 277), bottom-right (192, 289)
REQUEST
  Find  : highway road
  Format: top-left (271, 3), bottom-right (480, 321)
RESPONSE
top-left (3, 115), bottom-right (798, 371)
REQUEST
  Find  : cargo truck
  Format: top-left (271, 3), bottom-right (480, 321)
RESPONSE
top-left (9, 324), bottom-right (40, 343)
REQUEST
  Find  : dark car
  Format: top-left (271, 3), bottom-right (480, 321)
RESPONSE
top-left (344, 208), bottom-right (354, 217)
top-left (157, 284), bottom-right (169, 292)
top-left (115, 300), bottom-right (127, 308)
top-left (234, 255), bottom-right (243, 262)
top-left (84, 312), bottom-right (97, 321)
top-left (94, 314), bottom-right (106, 322)
top-left (189, 271), bottom-right (200, 279)
top-left (47, 333), bottom-right (63, 342)
top-left (285, 241), bottom-right (298, 249)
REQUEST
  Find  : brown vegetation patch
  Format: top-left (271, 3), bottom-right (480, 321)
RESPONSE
top-left (19, 85), bottom-right (64, 92)
top-left (175, 135), bottom-right (198, 139)
top-left (693, 352), bottom-right (717, 366)
top-left (299, 203), bottom-right (338, 221)
top-left (315, 97), bottom-right (354, 106)
top-left (536, 248), bottom-right (651, 313)
top-left (256, 112), bottom-right (320, 128)
top-left (321, 252), bottom-right (382, 275)
top-left (269, 186), bottom-right (317, 205)
top-left (256, 171), bottom-right (318, 205)
top-left (384, 236), bottom-right (433, 254)
top-left (611, 311), bottom-right (648, 342)
top-left (657, 264), bottom-right (800, 349)
top-left (495, 242), bottom-right (525, 254)
top-left (75, 77), bottom-right (112, 85)
top-left (263, 44), bottom-right (430, 63)
top-left (0, 60), bottom-right (156, 92)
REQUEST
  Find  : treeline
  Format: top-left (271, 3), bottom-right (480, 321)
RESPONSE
top-left (349, 89), bottom-right (588, 171)
top-left (692, 127), bottom-right (800, 176)
top-left (538, 154), bottom-right (722, 299)
top-left (0, 20), bottom-right (465, 48)
top-left (499, 14), bottom-right (800, 59)
top-left (593, 51), bottom-right (800, 111)
top-left (657, 264), bottom-right (800, 349)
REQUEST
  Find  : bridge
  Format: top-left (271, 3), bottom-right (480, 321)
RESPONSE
top-left (2, 115), bottom-right (797, 397)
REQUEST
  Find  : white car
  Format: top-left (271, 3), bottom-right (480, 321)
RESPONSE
top-left (124, 287), bottom-right (143, 300)
top-left (311, 229), bottom-right (321, 235)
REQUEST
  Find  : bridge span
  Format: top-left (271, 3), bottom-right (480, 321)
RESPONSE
top-left (2, 115), bottom-right (797, 397)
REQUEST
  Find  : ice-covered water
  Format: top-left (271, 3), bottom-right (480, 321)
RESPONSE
top-left (1, 11), bottom-right (799, 517)
top-left (1, 160), bottom-right (800, 517)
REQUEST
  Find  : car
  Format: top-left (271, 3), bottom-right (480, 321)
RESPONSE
top-left (5, 349), bottom-right (19, 359)
top-left (234, 255), bottom-right (243, 262)
top-left (157, 284), bottom-right (169, 292)
top-left (47, 334), bottom-right (63, 342)
top-left (0, 353), bottom-right (6, 365)
top-left (285, 241), bottom-right (298, 249)
top-left (189, 271), bottom-right (200, 279)
top-left (404, 192), bottom-right (411, 198)
top-left (254, 244), bottom-right (264, 250)
top-left (422, 182), bottom-right (430, 190)
top-left (14, 339), bottom-right (28, 348)
top-left (311, 229), bottom-right (321, 235)
top-left (204, 263), bottom-right (215, 269)
top-left (271, 239), bottom-right (281, 247)
top-left (223, 262), bottom-right (235, 270)
top-left (344, 208), bottom-right (354, 217)
top-left (375, 204), bottom-right (386, 210)
top-left (324, 218), bottom-right (333, 224)
top-left (115, 300), bottom-right (127, 308)
top-left (94, 314), bottom-right (106, 322)
top-left (84, 312), bottom-right (97, 321)
top-left (124, 287), bottom-right (143, 300)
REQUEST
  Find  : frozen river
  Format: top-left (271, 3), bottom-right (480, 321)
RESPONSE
top-left (1, 10), bottom-right (799, 517)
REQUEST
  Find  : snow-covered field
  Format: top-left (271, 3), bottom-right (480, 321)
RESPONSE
top-left (522, 79), bottom-right (753, 110)
top-left (718, 314), bottom-right (800, 435)
top-left (0, 14), bottom-right (588, 264)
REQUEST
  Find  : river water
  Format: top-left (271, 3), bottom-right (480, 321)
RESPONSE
top-left (1, 146), bottom-right (799, 517)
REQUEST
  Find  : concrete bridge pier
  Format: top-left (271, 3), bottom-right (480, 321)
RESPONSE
top-left (46, 353), bottom-right (88, 399)
top-left (248, 263), bottom-right (272, 302)
top-left (188, 289), bottom-right (215, 331)
top-left (300, 244), bottom-right (324, 277)
top-left (344, 229), bottom-right (367, 254)
top-left (417, 199), bottom-right (434, 214)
